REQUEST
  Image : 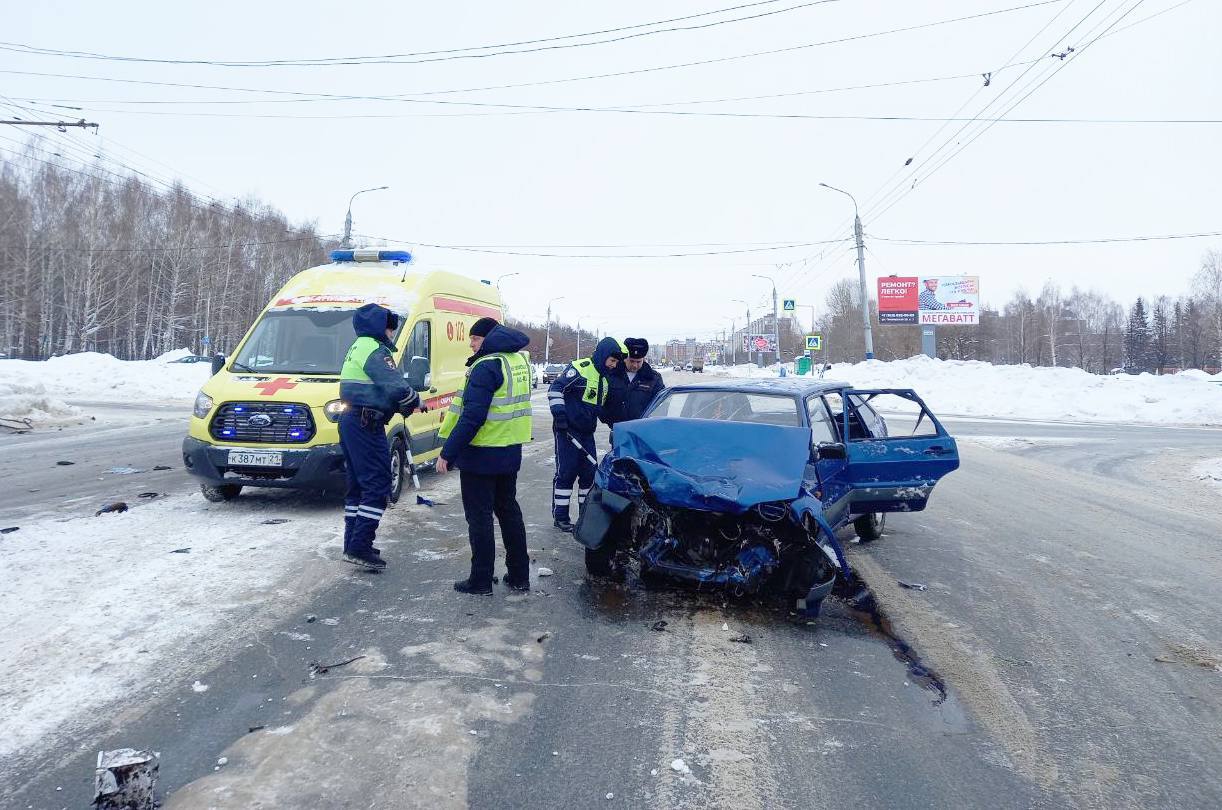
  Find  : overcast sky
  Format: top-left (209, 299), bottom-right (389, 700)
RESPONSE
top-left (5, 0), bottom-right (1219, 347)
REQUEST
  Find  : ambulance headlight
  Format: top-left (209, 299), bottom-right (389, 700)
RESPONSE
top-left (193, 391), bottom-right (214, 419)
top-left (324, 399), bottom-right (349, 422)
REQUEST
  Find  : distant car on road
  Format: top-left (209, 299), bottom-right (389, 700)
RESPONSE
top-left (542, 363), bottom-right (567, 384)
top-left (574, 378), bottom-right (960, 616)
top-left (168, 355), bottom-right (212, 364)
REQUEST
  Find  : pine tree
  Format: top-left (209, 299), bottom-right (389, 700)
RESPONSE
top-left (1150, 297), bottom-right (1171, 373)
top-left (1124, 297), bottom-right (1150, 371)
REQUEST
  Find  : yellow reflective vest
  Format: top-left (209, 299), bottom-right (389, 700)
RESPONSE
top-left (438, 351), bottom-right (533, 447)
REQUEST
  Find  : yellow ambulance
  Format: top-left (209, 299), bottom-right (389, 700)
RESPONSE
top-left (182, 249), bottom-right (504, 503)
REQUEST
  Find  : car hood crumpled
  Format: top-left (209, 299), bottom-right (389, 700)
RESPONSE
top-left (601, 417), bottom-right (811, 514)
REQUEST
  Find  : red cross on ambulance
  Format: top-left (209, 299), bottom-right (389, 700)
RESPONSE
top-left (254, 377), bottom-right (298, 396)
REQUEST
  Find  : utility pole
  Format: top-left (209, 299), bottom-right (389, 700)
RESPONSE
top-left (819, 183), bottom-right (875, 360)
top-left (544, 296), bottom-right (564, 365)
top-left (340, 185), bottom-right (389, 249)
top-left (0, 119), bottom-right (98, 131)
top-left (576, 320), bottom-right (581, 359)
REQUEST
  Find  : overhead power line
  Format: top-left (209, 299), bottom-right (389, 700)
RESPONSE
top-left (355, 234), bottom-right (850, 258)
top-left (0, 118), bottom-right (98, 129)
top-left (0, 1), bottom-right (844, 68)
top-left (870, 230), bottom-right (1222, 245)
top-left (0, 1), bottom-right (1065, 101)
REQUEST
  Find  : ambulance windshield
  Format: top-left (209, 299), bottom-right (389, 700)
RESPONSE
top-left (234, 309), bottom-right (401, 375)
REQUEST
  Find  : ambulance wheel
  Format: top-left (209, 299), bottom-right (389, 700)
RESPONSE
top-left (388, 438), bottom-right (407, 505)
top-left (853, 512), bottom-right (885, 543)
top-left (201, 483), bottom-right (242, 502)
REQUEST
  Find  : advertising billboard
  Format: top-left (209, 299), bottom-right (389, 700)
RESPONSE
top-left (876, 275), bottom-right (980, 326)
top-left (744, 334), bottom-right (778, 352)
top-left (918, 276), bottom-right (979, 325)
top-left (877, 276), bottom-right (918, 324)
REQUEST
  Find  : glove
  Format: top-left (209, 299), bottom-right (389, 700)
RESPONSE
top-left (396, 390), bottom-right (421, 417)
top-left (553, 413), bottom-right (569, 433)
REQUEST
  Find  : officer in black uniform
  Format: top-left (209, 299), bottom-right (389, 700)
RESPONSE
top-left (338, 303), bottom-right (423, 570)
top-left (607, 337), bottom-right (666, 423)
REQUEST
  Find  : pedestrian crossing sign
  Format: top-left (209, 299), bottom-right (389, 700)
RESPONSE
top-left (805, 334), bottom-right (822, 351)
top-left (783, 299), bottom-right (795, 312)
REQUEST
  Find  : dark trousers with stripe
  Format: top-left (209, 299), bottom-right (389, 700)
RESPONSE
top-left (339, 409), bottom-right (391, 554)
top-left (460, 470), bottom-right (529, 587)
top-left (553, 429), bottom-right (596, 522)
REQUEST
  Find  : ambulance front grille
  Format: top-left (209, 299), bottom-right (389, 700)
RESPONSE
top-left (210, 402), bottom-right (315, 444)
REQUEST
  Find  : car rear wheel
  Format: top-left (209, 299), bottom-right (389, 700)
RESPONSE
top-left (853, 512), bottom-right (886, 543)
top-left (388, 437), bottom-right (407, 504)
top-left (201, 483), bottom-right (242, 502)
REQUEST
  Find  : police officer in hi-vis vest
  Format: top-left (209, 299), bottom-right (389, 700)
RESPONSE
top-left (547, 336), bottom-right (626, 532)
top-left (436, 317), bottom-right (534, 594)
top-left (338, 303), bottom-right (422, 570)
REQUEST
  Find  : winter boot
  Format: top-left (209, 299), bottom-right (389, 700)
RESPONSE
top-left (454, 578), bottom-right (493, 595)
top-left (343, 550), bottom-right (387, 571)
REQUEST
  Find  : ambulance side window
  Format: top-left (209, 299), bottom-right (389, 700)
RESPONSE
top-left (403, 320), bottom-right (431, 388)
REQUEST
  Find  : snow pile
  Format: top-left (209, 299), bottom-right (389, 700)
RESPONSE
top-left (714, 356), bottom-right (1222, 425)
top-left (1194, 458), bottom-right (1222, 490)
top-left (0, 349), bottom-right (212, 404)
top-left (0, 376), bottom-right (84, 426)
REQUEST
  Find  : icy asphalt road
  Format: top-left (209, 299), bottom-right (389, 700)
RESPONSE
top-left (2, 378), bottom-right (1221, 809)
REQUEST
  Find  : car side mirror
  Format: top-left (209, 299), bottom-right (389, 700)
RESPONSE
top-left (211, 354), bottom-right (225, 375)
top-left (814, 442), bottom-right (847, 461)
top-left (404, 355), bottom-right (430, 389)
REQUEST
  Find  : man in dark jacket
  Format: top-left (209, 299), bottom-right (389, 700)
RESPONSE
top-left (338, 303), bottom-right (421, 570)
top-left (607, 337), bottom-right (666, 423)
top-left (548, 336), bottom-right (625, 532)
top-left (436, 318), bottom-right (533, 594)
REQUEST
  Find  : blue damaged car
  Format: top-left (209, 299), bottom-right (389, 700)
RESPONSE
top-left (574, 378), bottom-right (960, 613)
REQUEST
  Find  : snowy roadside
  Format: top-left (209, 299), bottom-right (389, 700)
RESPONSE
top-left (0, 349), bottom-right (210, 426)
top-left (0, 482), bottom-right (455, 774)
top-left (711, 356), bottom-right (1222, 426)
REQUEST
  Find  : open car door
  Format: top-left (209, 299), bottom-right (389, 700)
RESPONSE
top-left (838, 389), bottom-right (959, 513)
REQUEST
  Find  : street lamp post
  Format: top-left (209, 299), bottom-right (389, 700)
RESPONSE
top-left (494, 273), bottom-right (520, 319)
top-left (340, 186), bottom-right (389, 249)
top-left (751, 274), bottom-right (780, 366)
top-left (819, 182), bottom-right (874, 360)
top-left (545, 298), bottom-right (562, 364)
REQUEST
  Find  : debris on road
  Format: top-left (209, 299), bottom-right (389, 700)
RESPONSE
top-left (247, 725), bottom-right (266, 734)
top-left (0, 416), bottom-right (34, 433)
top-left (670, 758), bottom-right (690, 774)
top-left (170, 548), bottom-right (191, 554)
top-left (191, 681), bottom-right (208, 692)
top-left (152, 465), bottom-right (173, 471)
top-left (897, 580), bottom-right (928, 591)
top-left (306, 615), bottom-right (317, 623)
top-left (309, 654), bottom-right (366, 675)
top-left (137, 492), bottom-right (160, 499)
top-left (93, 748), bottom-right (159, 810)
top-left (537, 567), bottom-right (554, 577)
top-left (96, 502), bottom-right (128, 516)
top-left (650, 621), bottom-right (668, 632)
top-left (261, 518), bottom-right (289, 525)
top-left (107, 466), bottom-right (144, 475)
top-left (1, 526), bottom-right (18, 534)
top-left (56, 460), bottom-right (74, 466)
top-left (729, 634), bottom-right (753, 644)
top-left (416, 495), bottom-right (437, 507)
top-left (216, 756), bottom-right (228, 766)
top-left (537, 632), bottom-right (552, 643)
top-left (606, 792), bottom-right (614, 800)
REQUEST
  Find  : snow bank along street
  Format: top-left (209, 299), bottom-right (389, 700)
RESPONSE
top-left (0, 349), bottom-right (212, 426)
top-left (5, 350), bottom-right (1219, 427)
top-left (717, 355), bottom-right (1222, 425)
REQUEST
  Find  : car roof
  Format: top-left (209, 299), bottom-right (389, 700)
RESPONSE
top-left (664, 377), bottom-right (850, 396)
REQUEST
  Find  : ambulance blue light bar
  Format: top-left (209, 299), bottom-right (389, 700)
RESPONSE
top-left (330, 249), bottom-right (412, 264)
